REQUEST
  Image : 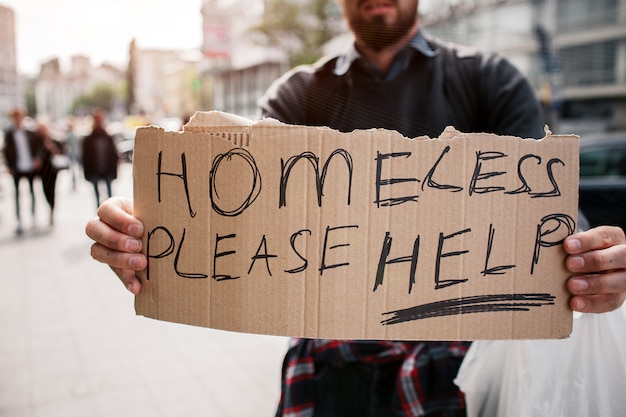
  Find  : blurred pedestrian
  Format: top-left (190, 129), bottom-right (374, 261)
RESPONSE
top-left (82, 110), bottom-right (119, 208)
top-left (2, 107), bottom-right (44, 235)
top-left (65, 116), bottom-right (83, 191)
top-left (35, 120), bottom-right (63, 226)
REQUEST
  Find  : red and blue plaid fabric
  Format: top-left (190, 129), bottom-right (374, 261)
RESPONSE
top-left (275, 338), bottom-right (471, 417)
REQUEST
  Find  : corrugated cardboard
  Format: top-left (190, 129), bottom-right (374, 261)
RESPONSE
top-left (133, 111), bottom-right (579, 340)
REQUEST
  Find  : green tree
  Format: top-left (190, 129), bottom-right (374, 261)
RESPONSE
top-left (249, 0), bottom-right (344, 67)
top-left (69, 83), bottom-right (118, 115)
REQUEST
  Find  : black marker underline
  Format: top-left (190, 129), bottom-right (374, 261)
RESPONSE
top-left (381, 293), bottom-right (556, 325)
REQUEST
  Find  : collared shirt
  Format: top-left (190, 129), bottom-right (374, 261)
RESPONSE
top-left (334, 30), bottom-right (438, 81)
top-left (13, 128), bottom-right (35, 173)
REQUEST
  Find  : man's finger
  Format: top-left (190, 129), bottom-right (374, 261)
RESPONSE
top-left (566, 243), bottom-right (626, 273)
top-left (85, 217), bottom-right (143, 254)
top-left (568, 270), bottom-right (626, 296)
top-left (96, 197), bottom-right (143, 238)
top-left (90, 242), bottom-right (147, 271)
top-left (110, 266), bottom-right (142, 295)
top-left (564, 225), bottom-right (626, 255)
top-left (570, 293), bottom-right (626, 314)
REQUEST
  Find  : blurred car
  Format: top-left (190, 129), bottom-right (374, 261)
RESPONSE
top-left (113, 127), bottom-right (137, 163)
top-left (578, 132), bottom-right (626, 232)
top-left (157, 117), bottom-right (183, 131)
top-left (116, 137), bottom-right (135, 163)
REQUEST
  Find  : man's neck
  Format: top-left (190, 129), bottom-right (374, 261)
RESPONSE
top-left (355, 21), bottom-right (419, 74)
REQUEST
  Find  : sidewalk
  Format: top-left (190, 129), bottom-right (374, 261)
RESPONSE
top-left (0, 163), bottom-right (289, 417)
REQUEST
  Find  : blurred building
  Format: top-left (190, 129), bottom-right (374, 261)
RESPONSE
top-left (132, 48), bottom-right (202, 120)
top-left (11, 0), bottom-right (625, 132)
top-left (35, 56), bottom-right (125, 121)
top-left (161, 57), bottom-right (204, 122)
top-left (30, 46), bottom-right (201, 124)
top-left (199, 0), bottom-right (288, 119)
top-left (421, 0), bottom-right (626, 134)
top-left (0, 4), bottom-right (20, 130)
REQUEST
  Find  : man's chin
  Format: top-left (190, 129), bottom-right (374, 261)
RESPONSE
top-left (350, 11), bottom-right (416, 50)
top-left (352, 24), bottom-right (412, 50)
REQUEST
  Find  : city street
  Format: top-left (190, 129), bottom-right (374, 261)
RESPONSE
top-left (0, 161), bottom-right (289, 417)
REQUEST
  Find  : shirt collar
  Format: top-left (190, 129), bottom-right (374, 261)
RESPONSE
top-left (334, 29), bottom-right (439, 76)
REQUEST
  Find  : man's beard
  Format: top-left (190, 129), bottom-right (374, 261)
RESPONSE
top-left (349, 11), bottom-right (417, 51)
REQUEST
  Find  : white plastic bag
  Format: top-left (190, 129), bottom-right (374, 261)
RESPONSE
top-left (455, 305), bottom-right (626, 417)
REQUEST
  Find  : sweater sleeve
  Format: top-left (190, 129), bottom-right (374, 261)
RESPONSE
top-left (477, 52), bottom-right (546, 139)
top-left (258, 66), bottom-right (313, 125)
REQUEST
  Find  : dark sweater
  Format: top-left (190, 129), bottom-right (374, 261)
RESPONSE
top-left (259, 33), bottom-right (545, 140)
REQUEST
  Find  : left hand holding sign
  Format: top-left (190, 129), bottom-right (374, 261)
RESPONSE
top-left (86, 196), bottom-right (146, 295)
top-left (565, 225), bottom-right (626, 313)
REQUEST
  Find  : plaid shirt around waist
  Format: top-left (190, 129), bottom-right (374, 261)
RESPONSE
top-left (275, 338), bottom-right (471, 417)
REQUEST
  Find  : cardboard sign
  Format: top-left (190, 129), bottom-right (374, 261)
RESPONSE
top-left (133, 111), bottom-right (580, 340)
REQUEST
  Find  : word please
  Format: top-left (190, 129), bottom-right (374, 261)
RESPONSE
top-left (146, 213), bottom-right (575, 295)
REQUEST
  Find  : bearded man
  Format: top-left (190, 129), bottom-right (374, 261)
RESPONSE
top-left (85, 1), bottom-right (626, 416)
top-left (258, 1), bottom-right (615, 416)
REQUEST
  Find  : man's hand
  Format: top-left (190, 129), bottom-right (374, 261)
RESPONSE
top-left (85, 197), bottom-right (147, 295)
top-left (564, 226), bottom-right (626, 313)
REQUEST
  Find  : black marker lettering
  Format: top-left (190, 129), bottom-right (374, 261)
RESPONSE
top-left (174, 228), bottom-right (208, 279)
top-left (157, 151), bottom-right (195, 217)
top-left (319, 224), bottom-right (358, 275)
top-left (374, 151), bottom-right (420, 207)
top-left (374, 232), bottom-right (420, 293)
top-left (435, 228), bottom-right (471, 289)
top-left (210, 148), bottom-right (262, 217)
top-left (506, 154), bottom-right (541, 195)
top-left (530, 158), bottom-right (564, 198)
top-left (213, 233), bottom-right (239, 281)
top-left (280, 149), bottom-right (353, 208)
top-left (248, 235), bottom-right (278, 276)
top-left (469, 151), bottom-right (507, 196)
top-left (422, 146), bottom-right (463, 192)
top-left (285, 229), bottom-right (312, 274)
top-left (481, 224), bottom-right (516, 276)
top-left (146, 226), bottom-right (176, 281)
top-left (531, 213), bottom-right (576, 274)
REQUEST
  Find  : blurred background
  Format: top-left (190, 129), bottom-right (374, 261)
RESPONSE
top-left (1, 0), bottom-right (625, 231)
top-left (1, 0), bottom-right (625, 133)
top-left (0, 0), bottom-right (625, 416)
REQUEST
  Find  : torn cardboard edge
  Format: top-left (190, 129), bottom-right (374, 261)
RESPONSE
top-left (183, 110), bottom-right (561, 146)
top-left (133, 110), bottom-right (579, 341)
